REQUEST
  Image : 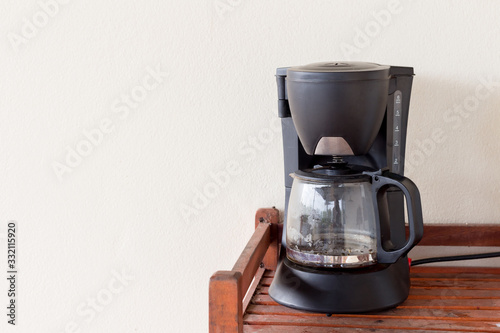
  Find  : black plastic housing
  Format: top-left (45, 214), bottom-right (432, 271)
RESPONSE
top-left (286, 62), bottom-right (391, 156)
top-left (270, 256), bottom-right (410, 313)
top-left (271, 61), bottom-right (418, 314)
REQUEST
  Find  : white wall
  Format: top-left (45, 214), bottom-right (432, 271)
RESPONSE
top-left (1, 1), bottom-right (500, 332)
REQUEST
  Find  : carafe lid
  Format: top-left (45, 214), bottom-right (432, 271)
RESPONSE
top-left (287, 62), bottom-right (390, 82)
top-left (292, 164), bottom-right (374, 183)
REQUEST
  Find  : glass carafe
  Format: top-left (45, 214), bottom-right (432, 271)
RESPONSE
top-left (286, 169), bottom-right (423, 268)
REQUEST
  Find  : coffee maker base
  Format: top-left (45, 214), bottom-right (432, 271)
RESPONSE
top-left (268, 256), bottom-right (410, 314)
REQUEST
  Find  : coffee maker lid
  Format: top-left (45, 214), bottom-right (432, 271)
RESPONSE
top-left (287, 62), bottom-right (390, 82)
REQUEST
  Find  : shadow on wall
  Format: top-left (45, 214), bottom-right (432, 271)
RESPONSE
top-left (405, 73), bottom-right (500, 175)
top-left (407, 73), bottom-right (500, 222)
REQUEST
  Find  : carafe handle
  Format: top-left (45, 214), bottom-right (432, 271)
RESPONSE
top-left (367, 170), bottom-right (424, 264)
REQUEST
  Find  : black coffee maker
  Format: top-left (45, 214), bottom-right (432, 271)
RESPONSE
top-left (269, 62), bottom-right (424, 313)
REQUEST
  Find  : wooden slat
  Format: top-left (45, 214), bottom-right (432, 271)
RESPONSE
top-left (243, 314), bottom-right (500, 332)
top-left (255, 208), bottom-right (281, 271)
top-left (410, 278), bottom-right (500, 290)
top-left (408, 289), bottom-right (500, 298)
top-left (400, 298), bottom-right (500, 308)
top-left (411, 266), bottom-right (500, 275)
top-left (232, 222), bottom-right (271, 298)
top-left (250, 295), bottom-right (278, 305)
top-left (251, 294), bottom-right (500, 309)
top-left (255, 285), bottom-right (500, 298)
top-left (243, 326), bottom-right (461, 333)
top-left (246, 304), bottom-right (500, 322)
top-left (411, 273), bottom-right (500, 280)
top-left (409, 224), bottom-right (500, 246)
top-left (263, 270), bottom-right (274, 278)
top-left (258, 277), bottom-right (273, 287)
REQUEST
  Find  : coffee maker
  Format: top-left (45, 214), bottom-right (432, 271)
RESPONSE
top-left (269, 62), bottom-right (424, 313)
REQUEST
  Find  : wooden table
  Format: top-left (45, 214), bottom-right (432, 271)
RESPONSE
top-left (209, 208), bottom-right (500, 333)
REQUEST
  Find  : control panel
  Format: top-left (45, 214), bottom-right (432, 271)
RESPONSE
top-left (392, 90), bottom-right (402, 173)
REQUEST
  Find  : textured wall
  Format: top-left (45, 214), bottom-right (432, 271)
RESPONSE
top-left (1, 1), bottom-right (500, 332)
